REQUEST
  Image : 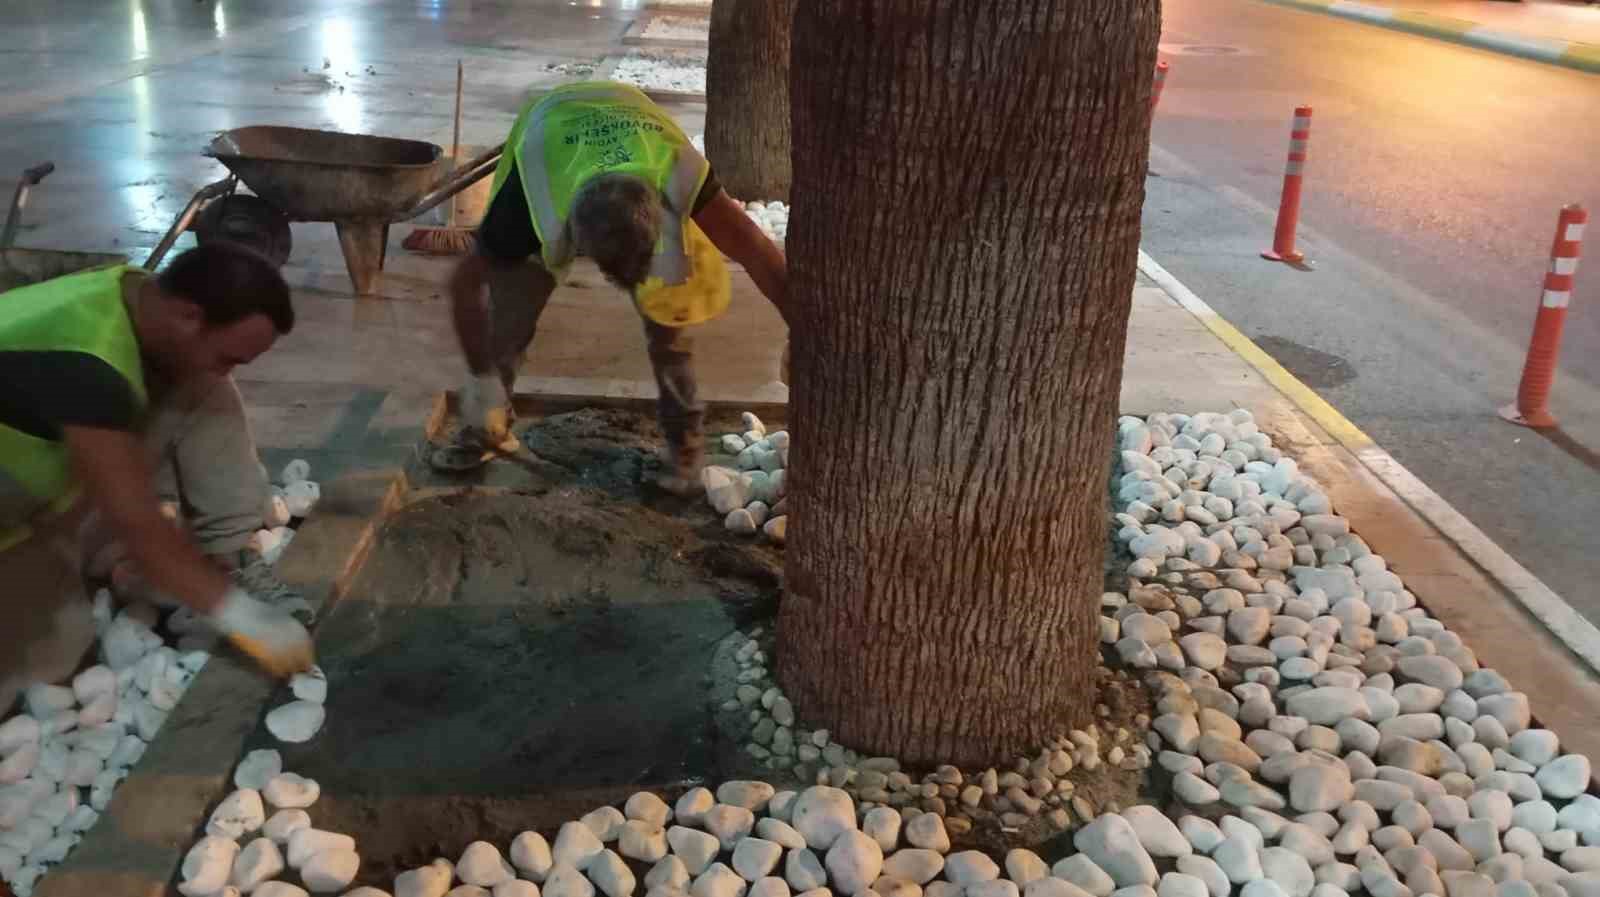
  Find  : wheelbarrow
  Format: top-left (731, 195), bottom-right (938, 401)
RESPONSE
top-left (148, 126), bottom-right (504, 295)
top-left (1, 162), bottom-right (126, 292)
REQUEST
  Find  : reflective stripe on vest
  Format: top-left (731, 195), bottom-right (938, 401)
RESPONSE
top-left (496, 82), bottom-right (709, 283)
top-left (0, 264), bottom-right (147, 551)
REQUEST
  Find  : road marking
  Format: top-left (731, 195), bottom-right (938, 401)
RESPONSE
top-left (1464, 26), bottom-right (1569, 62)
top-left (1328, 0), bottom-right (1395, 22)
top-left (1137, 248), bottom-right (1600, 677)
top-left (1258, 0), bottom-right (1600, 75)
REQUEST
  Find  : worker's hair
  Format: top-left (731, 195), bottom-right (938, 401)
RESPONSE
top-left (155, 243), bottom-right (294, 334)
top-left (570, 173), bottom-right (662, 290)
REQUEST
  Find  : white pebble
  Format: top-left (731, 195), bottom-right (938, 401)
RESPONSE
top-left (231, 836), bottom-right (286, 892)
top-left (590, 849), bottom-right (637, 897)
top-left (791, 786), bottom-right (857, 851)
top-left (264, 772), bottom-right (321, 809)
top-left (264, 808), bottom-right (312, 844)
top-left (459, 841), bottom-right (515, 887)
top-left (179, 836), bottom-right (241, 897)
top-left (302, 847), bottom-right (361, 892)
top-left (287, 828), bottom-right (354, 869)
top-left (555, 821), bottom-right (605, 871)
top-left (265, 700), bottom-right (325, 743)
top-left (207, 788), bottom-right (267, 839)
top-left (235, 749), bottom-right (283, 790)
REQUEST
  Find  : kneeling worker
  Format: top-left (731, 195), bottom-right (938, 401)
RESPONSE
top-left (1, 244), bottom-right (315, 710)
top-left (447, 80), bottom-right (789, 491)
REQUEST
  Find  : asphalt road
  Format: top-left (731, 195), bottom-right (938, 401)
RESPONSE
top-left (1143, 0), bottom-right (1600, 618)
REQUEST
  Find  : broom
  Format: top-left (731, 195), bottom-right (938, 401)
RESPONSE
top-left (402, 60), bottom-right (479, 255)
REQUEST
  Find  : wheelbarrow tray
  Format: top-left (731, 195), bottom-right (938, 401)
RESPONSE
top-left (207, 126), bottom-right (443, 222)
top-left (1, 249), bottom-right (126, 292)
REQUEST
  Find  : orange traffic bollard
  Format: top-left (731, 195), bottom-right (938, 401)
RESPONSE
top-left (1262, 106), bottom-right (1313, 265)
top-left (1152, 61), bottom-right (1170, 112)
top-left (1500, 204), bottom-right (1587, 429)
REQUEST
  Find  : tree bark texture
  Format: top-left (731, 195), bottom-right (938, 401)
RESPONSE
top-left (705, 0), bottom-right (796, 201)
top-left (776, 0), bottom-right (1160, 768)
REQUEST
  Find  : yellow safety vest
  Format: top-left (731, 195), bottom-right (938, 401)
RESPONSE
top-left (492, 81), bottom-right (731, 327)
top-left (0, 264), bottom-right (147, 552)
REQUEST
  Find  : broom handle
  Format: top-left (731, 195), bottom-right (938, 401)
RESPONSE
top-left (449, 60), bottom-right (463, 228)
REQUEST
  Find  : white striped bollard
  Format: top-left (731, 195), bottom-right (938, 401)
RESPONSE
top-left (1262, 106), bottom-right (1313, 265)
top-left (1500, 204), bottom-right (1586, 428)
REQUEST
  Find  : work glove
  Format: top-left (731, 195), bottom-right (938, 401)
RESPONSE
top-left (460, 372), bottom-right (519, 453)
top-left (208, 587), bottom-right (315, 678)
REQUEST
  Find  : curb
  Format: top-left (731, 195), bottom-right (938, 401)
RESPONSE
top-left (1260, 0), bottom-right (1600, 74)
top-left (1135, 249), bottom-right (1600, 678)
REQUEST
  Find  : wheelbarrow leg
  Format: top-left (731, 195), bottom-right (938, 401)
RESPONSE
top-left (334, 219), bottom-right (388, 296)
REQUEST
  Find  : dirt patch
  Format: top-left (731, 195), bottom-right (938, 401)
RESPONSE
top-left (244, 409), bottom-right (783, 887)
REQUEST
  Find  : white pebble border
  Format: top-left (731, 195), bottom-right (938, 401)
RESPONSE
top-left (0, 460), bottom-right (323, 896)
top-left (703, 413), bottom-right (789, 545)
top-left (611, 50), bottom-right (706, 95)
top-left (640, 15), bottom-right (710, 42)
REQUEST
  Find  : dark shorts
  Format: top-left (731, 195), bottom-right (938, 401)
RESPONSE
top-left (477, 160), bottom-right (723, 262)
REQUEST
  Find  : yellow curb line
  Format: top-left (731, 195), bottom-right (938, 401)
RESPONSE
top-left (1260, 0), bottom-right (1600, 75)
top-left (1136, 249), bottom-right (1600, 676)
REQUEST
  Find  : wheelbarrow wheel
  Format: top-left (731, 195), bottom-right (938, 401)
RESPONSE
top-left (194, 194), bottom-right (292, 267)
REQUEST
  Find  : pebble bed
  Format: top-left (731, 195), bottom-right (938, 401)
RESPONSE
top-left (611, 50), bottom-right (707, 95)
top-left (741, 202), bottom-right (788, 247)
top-left (640, 15), bottom-right (710, 42)
top-left (719, 626), bottom-right (1151, 841)
top-left (0, 461), bottom-right (323, 896)
top-left (20, 410), bottom-right (1600, 897)
top-left (702, 413), bottom-right (790, 545)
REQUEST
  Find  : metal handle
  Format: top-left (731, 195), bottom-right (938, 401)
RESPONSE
top-left (397, 142), bottom-right (504, 222)
top-left (145, 175), bottom-right (238, 270)
top-left (22, 162), bottom-right (54, 185)
top-left (2, 162), bottom-right (56, 249)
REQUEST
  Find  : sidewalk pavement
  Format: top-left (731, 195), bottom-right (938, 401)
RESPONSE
top-left (1260, 0), bottom-right (1600, 72)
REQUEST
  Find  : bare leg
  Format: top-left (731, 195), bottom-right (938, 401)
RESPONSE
top-left (435, 257), bottom-right (556, 469)
top-left (487, 259), bottom-right (558, 426)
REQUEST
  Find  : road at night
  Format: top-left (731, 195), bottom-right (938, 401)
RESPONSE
top-left (1143, 0), bottom-right (1600, 616)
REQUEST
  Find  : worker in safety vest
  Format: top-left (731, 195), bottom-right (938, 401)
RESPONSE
top-left (446, 81), bottom-right (789, 492)
top-left (0, 244), bottom-right (315, 712)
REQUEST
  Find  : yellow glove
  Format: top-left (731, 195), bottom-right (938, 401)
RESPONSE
top-left (461, 373), bottom-right (519, 453)
top-left (209, 587), bottom-right (315, 678)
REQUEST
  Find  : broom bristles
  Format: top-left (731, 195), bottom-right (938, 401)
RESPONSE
top-left (401, 226), bottom-right (478, 256)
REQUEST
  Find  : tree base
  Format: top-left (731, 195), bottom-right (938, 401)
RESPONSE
top-left (708, 620), bottom-right (1157, 851)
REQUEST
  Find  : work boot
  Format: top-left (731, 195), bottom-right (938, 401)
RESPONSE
top-left (219, 548), bottom-right (315, 624)
top-left (655, 443), bottom-right (705, 496)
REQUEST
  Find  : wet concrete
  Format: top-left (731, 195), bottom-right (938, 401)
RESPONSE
top-left (243, 408), bottom-right (784, 887)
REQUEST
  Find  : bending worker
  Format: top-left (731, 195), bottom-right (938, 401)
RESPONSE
top-left (447, 80), bottom-right (788, 491)
top-left (1, 244), bottom-right (315, 710)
